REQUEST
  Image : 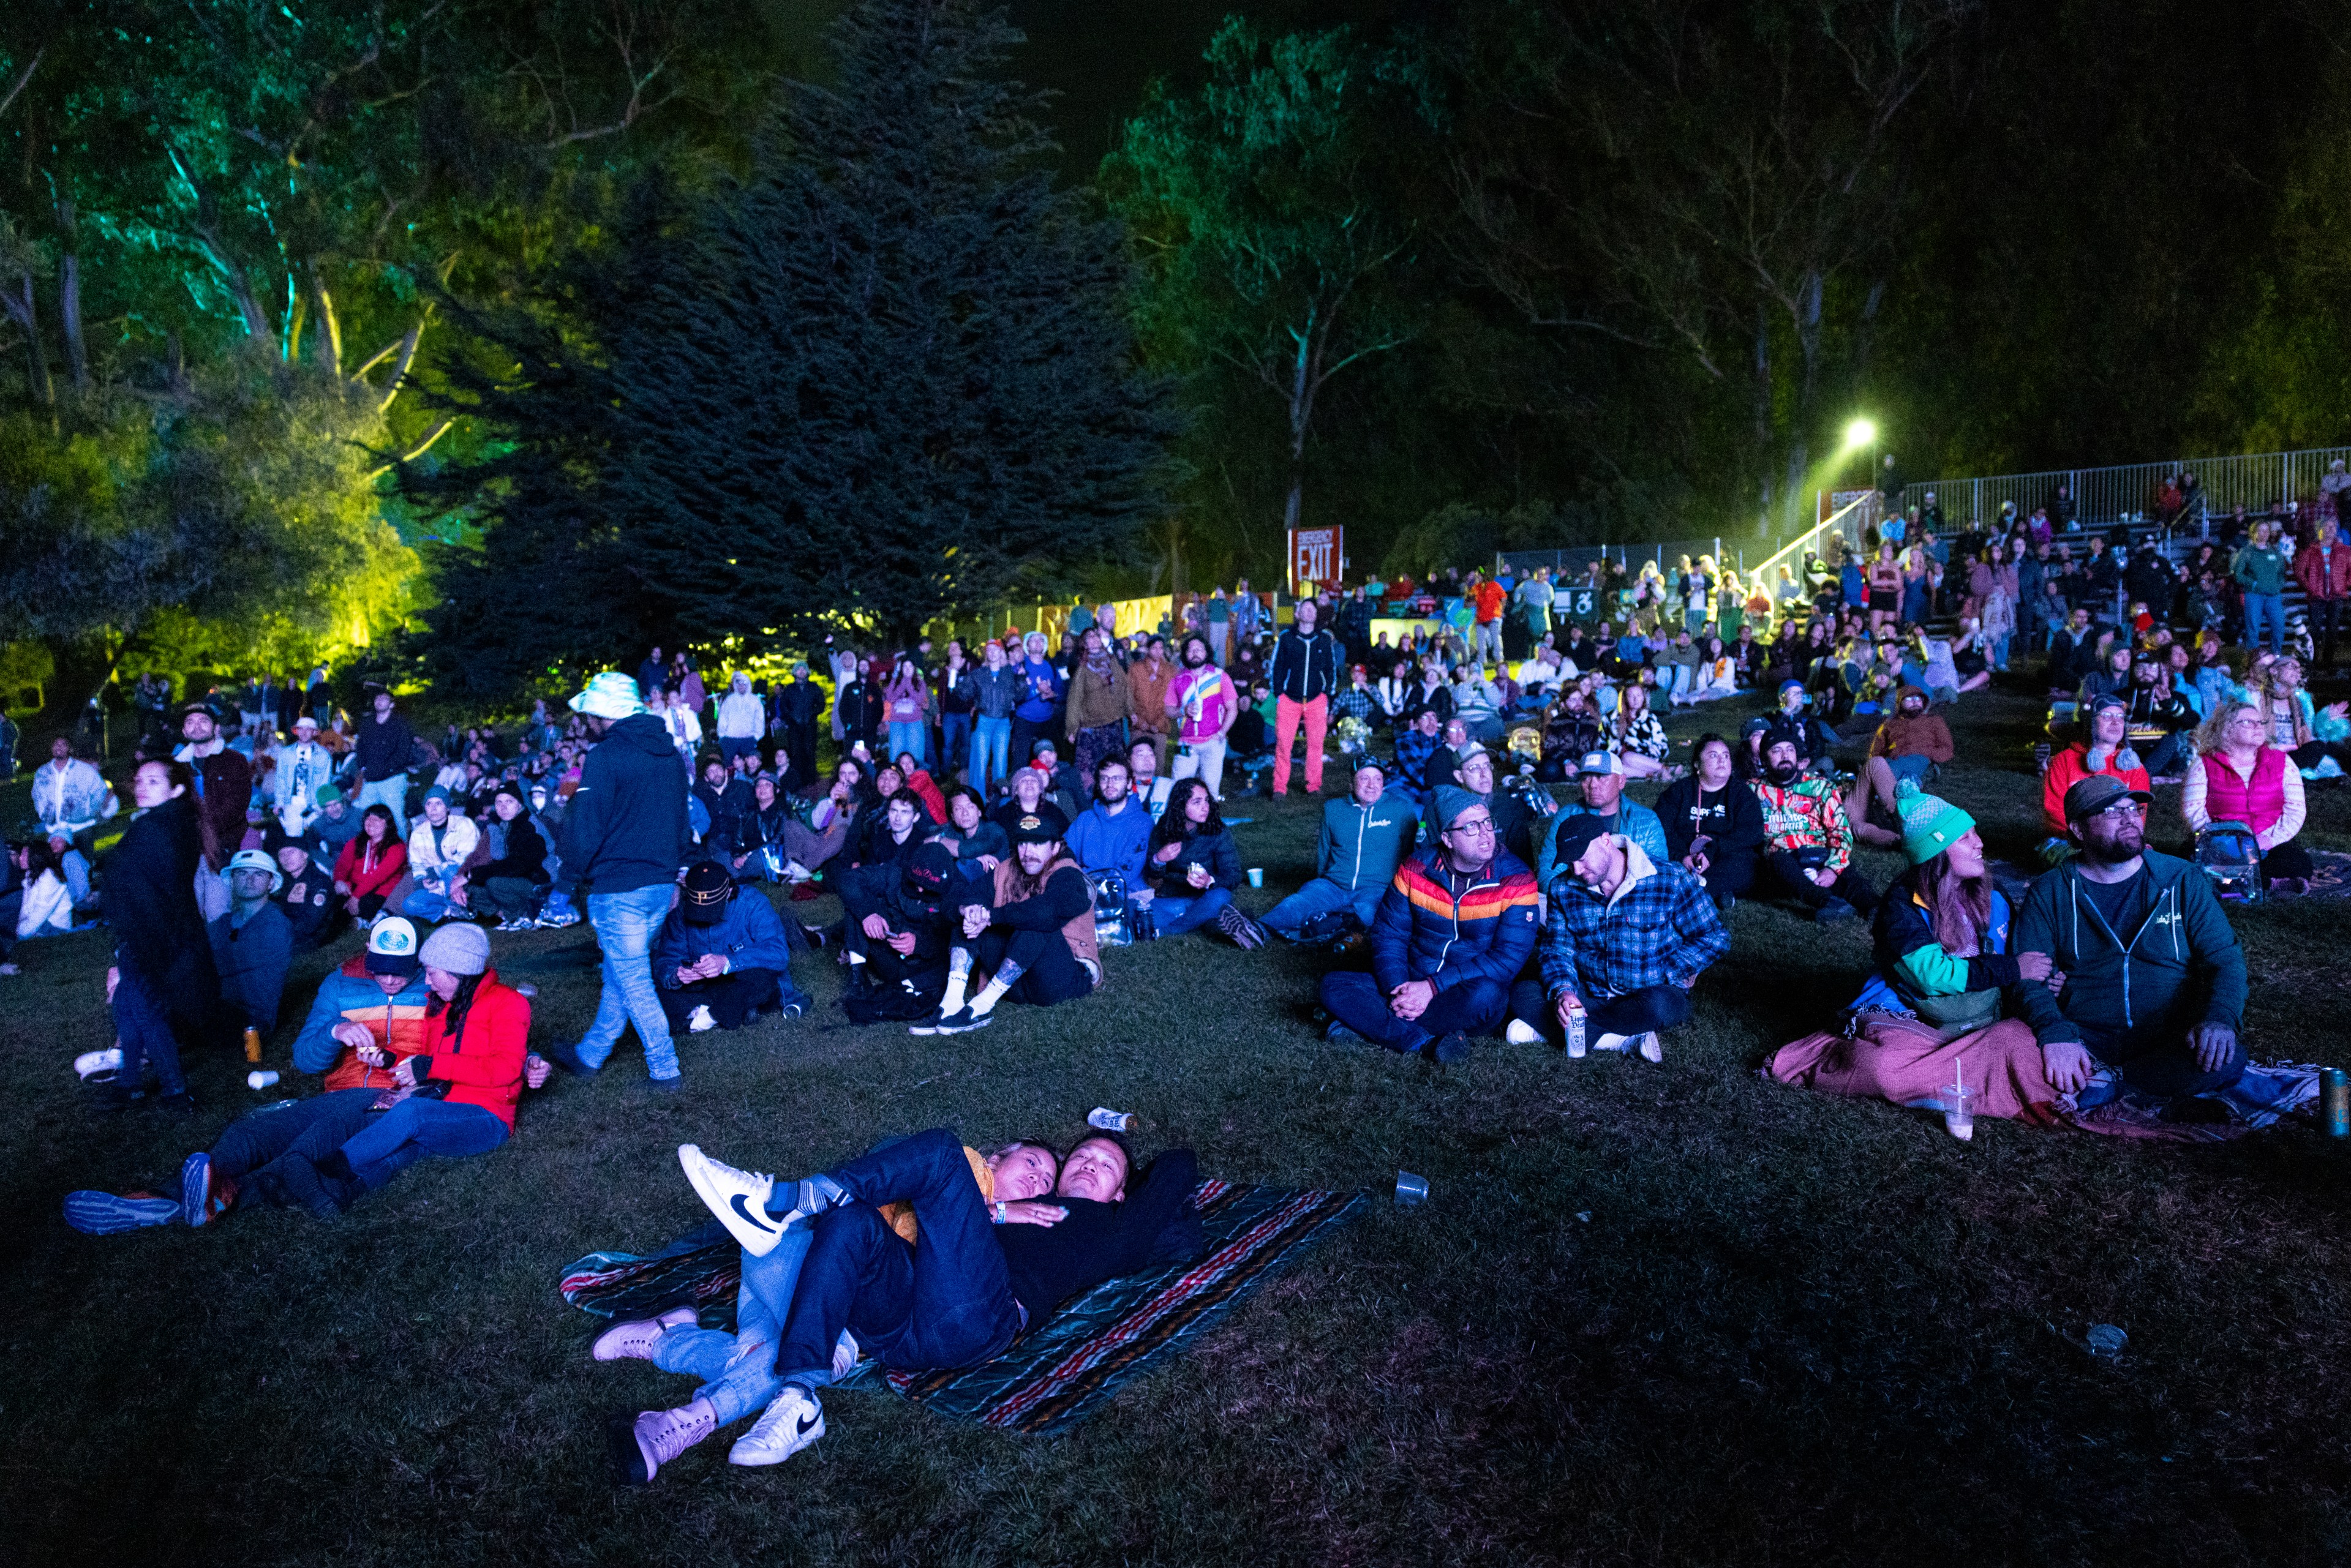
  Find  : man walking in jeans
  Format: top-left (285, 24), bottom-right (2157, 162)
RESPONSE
top-left (1267, 598), bottom-right (1341, 797)
top-left (544, 672), bottom-right (694, 1088)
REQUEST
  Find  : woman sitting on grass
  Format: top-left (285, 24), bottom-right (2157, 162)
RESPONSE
top-left (1767, 788), bottom-right (2064, 1135)
top-left (2182, 700), bottom-right (2312, 895)
top-left (1142, 778), bottom-right (1265, 947)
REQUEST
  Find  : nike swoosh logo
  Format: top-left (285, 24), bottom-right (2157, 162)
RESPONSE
top-left (730, 1193), bottom-right (780, 1235)
top-left (797, 1413), bottom-right (818, 1436)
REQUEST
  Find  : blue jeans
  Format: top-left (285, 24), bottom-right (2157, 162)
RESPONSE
top-left (337, 1097), bottom-right (509, 1190)
top-left (1151, 887), bottom-right (1233, 936)
top-left (581, 882), bottom-right (682, 1080)
top-left (1262, 877), bottom-right (1384, 937)
top-left (111, 959), bottom-right (186, 1097)
top-left (718, 737), bottom-right (761, 769)
top-left (1887, 754), bottom-right (1935, 787)
top-left (355, 776), bottom-right (409, 836)
top-left (1318, 969), bottom-right (1511, 1054)
top-left (2243, 592), bottom-right (2285, 653)
top-left (887, 721), bottom-right (927, 768)
top-left (940, 713), bottom-right (971, 781)
top-left (775, 1128), bottom-right (1021, 1392)
top-left (652, 1226), bottom-right (815, 1424)
top-left (972, 716), bottom-right (1012, 795)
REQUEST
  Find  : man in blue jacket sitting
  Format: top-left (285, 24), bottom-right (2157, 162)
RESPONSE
top-left (1262, 757), bottom-right (1415, 941)
top-left (1317, 786), bottom-right (1540, 1063)
top-left (1064, 758), bottom-right (1154, 923)
top-left (653, 861), bottom-right (807, 1035)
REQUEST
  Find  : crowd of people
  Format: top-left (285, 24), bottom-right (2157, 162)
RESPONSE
top-left (26, 485), bottom-right (2345, 1485)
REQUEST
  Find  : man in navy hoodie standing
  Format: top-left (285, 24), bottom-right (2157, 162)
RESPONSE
top-left (546, 672), bottom-right (695, 1089)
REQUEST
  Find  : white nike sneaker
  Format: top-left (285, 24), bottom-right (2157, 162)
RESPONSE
top-left (687, 1003), bottom-right (717, 1034)
top-left (730, 1386), bottom-right (825, 1467)
top-left (75, 1046), bottom-right (124, 1081)
top-left (1503, 1019), bottom-right (1542, 1046)
top-left (1636, 1032), bottom-right (1663, 1063)
top-left (1592, 1032), bottom-right (1630, 1054)
top-left (678, 1144), bottom-right (785, 1257)
top-left (832, 1329), bottom-right (859, 1381)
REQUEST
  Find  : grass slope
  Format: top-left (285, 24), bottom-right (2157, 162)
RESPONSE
top-left (5, 687), bottom-right (2351, 1567)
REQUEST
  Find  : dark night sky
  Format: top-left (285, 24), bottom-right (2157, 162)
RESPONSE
top-left (758, 0), bottom-right (1421, 174)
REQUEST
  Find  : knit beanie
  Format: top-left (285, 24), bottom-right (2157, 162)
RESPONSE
top-left (418, 921), bottom-right (491, 977)
top-left (1896, 779), bottom-right (1976, 866)
top-left (1432, 785), bottom-right (1483, 829)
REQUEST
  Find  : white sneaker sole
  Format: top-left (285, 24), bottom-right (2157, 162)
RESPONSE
top-left (677, 1144), bottom-right (786, 1258)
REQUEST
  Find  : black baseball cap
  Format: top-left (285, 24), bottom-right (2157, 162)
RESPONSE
top-left (2063, 773), bottom-right (2153, 823)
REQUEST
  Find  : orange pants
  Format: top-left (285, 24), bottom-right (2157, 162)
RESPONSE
top-left (1273, 694), bottom-right (1329, 795)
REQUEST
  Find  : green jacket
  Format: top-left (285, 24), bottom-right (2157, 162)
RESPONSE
top-left (2010, 850), bottom-right (2245, 1049)
top-left (2232, 542), bottom-right (2288, 597)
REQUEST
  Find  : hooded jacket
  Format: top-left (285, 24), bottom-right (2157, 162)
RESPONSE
top-left (557, 711), bottom-right (692, 895)
top-left (1066, 798), bottom-right (1156, 887)
top-left (2011, 850), bottom-right (2246, 1049)
top-left (1314, 793), bottom-right (1416, 893)
top-left (1370, 843), bottom-right (1540, 996)
top-left (652, 888), bottom-right (797, 983)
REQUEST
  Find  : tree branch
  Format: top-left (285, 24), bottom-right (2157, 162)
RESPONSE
top-left (0, 48), bottom-right (40, 121)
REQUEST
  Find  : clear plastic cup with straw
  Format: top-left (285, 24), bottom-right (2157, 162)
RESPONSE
top-left (1944, 1067), bottom-right (1975, 1141)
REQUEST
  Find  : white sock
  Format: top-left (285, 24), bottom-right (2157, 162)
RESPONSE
top-left (938, 971), bottom-right (969, 1015)
top-left (968, 977), bottom-right (1011, 1017)
top-left (845, 950), bottom-right (867, 966)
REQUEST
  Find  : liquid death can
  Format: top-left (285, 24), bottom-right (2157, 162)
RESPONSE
top-left (2323, 1068), bottom-right (2349, 1138)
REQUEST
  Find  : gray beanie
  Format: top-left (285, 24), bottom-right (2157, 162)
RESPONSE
top-left (417, 921), bottom-right (491, 977)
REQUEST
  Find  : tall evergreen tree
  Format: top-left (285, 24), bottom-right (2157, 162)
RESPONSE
top-left (411, 0), bottom-right (1172, 686)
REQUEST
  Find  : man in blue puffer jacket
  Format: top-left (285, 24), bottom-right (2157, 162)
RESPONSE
top-left (653, 860), bottom-right (808, 1035)
top-left (1317, 785), bottom-right (1540, 1063)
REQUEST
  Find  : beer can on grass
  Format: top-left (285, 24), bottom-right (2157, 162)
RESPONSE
top-left (1088, 1107), bottom-right (1141, 1133)
top-left (243, 1027), bottom-right (263, 1065)
top-left (2323, 1068), bottom-right (2349, 1138)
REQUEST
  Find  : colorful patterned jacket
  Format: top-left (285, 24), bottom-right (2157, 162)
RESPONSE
top-left (291, 955), bottom-right (434, 1091)
top-left (1369, 844), bottom-right (1540, 996)
top-left (1751, 772), bottom-right (1855, 875)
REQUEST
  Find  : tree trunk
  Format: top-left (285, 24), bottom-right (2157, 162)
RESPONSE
top-left (56, 200), bottom-right (86, 393)
top-left (7, 273), bottom-right (53, 407)
top-left (1753, 299), bottom-right (1774, 535)
top-left (1851, 277), bottom-right (1885, 389)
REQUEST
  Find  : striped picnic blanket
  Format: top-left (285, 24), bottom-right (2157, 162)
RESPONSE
top-left (557, 1179), bottom-right (1366, 1436)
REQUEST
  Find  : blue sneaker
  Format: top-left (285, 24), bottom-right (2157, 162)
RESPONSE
top-left (64, 1190), bottom-right (181, 1235)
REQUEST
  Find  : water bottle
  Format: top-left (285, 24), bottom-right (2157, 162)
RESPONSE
top-left (1087, 1107), bottom-right (1141, 1133)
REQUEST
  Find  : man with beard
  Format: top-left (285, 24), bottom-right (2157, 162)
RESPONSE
top-left (2014, 775), bottom-right (2248, 1101)
top-left (923, 804), bottom-right (1100, 1033)
top-left (175, 702), bottom-right (252, 879)
top-left (1164, 636), bottom-right (1238, 801)
top-left (1754, 735), bottom-right (1876, 921)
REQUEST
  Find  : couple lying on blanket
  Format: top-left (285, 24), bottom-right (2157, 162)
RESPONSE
top-left (595, 1125), bottom-right (1202, 1484)
top-left (1767, 775), bottom-right (2301, 1136)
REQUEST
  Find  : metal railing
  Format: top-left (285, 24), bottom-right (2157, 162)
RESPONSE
top-left (1827, 443), bottom-right (2351, 532)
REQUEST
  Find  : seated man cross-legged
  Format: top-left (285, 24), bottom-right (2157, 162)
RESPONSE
top-left (2015, 775), bottom-right (2249, 1105)
top-left (1317, 785), bottom-right (1540, 1063)
top-left (1508, 814), bottom-right (1729, 1063)
top-left (653, 860), bottom-right (808, 1036)
top-left (1261, 756), bottom-right (1414, 942)
top-left (924, 804), bottom-right (1102, 1033)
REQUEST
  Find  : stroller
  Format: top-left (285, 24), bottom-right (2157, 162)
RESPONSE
top-left (2194, 820), bottom-right (2264, 906)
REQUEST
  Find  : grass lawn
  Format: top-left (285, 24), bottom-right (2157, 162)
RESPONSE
top-left (7, 685), bottom-right (2351, 1567)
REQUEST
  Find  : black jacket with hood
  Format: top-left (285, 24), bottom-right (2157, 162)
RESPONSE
top-left (557, 712), bottom-right (692, 895)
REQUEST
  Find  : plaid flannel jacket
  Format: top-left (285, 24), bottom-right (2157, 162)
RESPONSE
top-left (1538, 841), bottom-right (1730, 1002)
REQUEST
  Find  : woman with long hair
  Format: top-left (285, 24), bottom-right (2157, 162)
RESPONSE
top-left (334, 803), bottom-right (408, 924)
top-left (1064, 626), bottom-right (1132, 795)
top-left (2184, 700), bottom-right (2313, 894)
top-left (97, 759), bottom-right (219, 1112)
top-left (1769, 789), bottom-right (2063, 1133)
top-left (2244, 655), bottom-right (2351, 774)
top-left (1609, 681), bottom-right (1673, 780)
top-left (1142, 778), bottom-right (1261, 945)
top-left (1867, 542), bottom-right (1903, 637)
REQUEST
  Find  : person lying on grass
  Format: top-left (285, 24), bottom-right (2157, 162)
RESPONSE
top-left (1767, 787), bottom-right (2066, 1133)
top-left (603, 1127), bottom-right (1200, 1482)
top-left (66, 921), bottom-right (551, 1232)
top-left (601, 1136), bottom-right (1069, 1483)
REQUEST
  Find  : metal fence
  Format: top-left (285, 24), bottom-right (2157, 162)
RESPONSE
top-left (1845, 443), bottom-right (2351, 532)
top-left (1498, 534), bottom-right (1769, 581)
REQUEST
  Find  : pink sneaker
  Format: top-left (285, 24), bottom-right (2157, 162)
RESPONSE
top-left (592, 1305), bottom-right (697, 1362)
top-left (612, 1398), bottom-right (717, 1486)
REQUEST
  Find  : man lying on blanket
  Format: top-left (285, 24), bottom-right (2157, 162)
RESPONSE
top-left (596, 1127), bottom-right (1201, 1483)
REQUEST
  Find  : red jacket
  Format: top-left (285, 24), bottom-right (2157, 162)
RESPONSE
top-left (2041, 743), bottom-right (2152, 836)
top-left (2199, 746), bottom-right (2290, 838)
top-left (2293, 538), bottom-right (2351, 601)
top-left (903, 768), bottom-right (947, 824)
top-left (415, 969), bottom-right (532, 1131)
top-left (335, 836), bottom-right (408, 902)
